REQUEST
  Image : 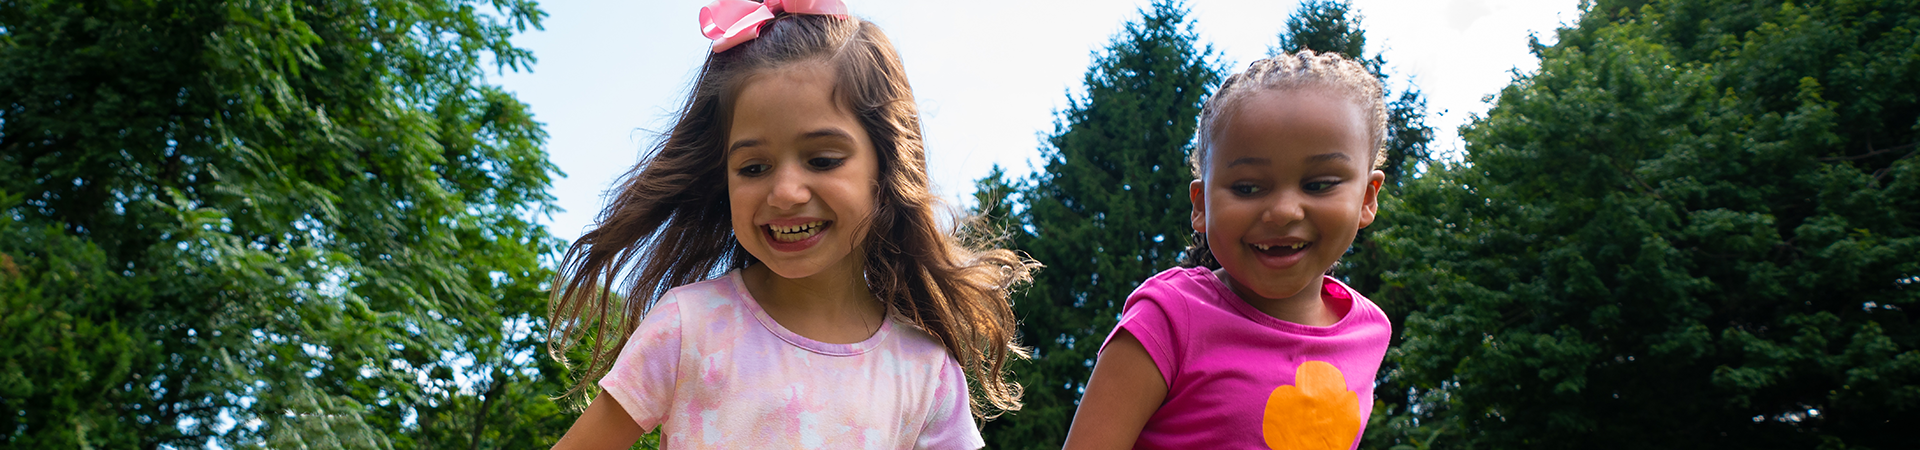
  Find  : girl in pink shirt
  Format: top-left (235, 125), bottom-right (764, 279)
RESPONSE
top-left (545, 1), bottom-right (1036, 448)
top-left (1066, 51), bottom-right (1394, 450)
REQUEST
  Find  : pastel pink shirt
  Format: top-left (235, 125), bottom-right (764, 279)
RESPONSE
top-left (599, 270), bottom-right (983, 449)
top-left (1102, 267), bottom-right (1392, 450)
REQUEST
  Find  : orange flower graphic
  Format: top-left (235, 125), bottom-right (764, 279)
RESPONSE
top-left (1261, 360), bottom-right (1361, 450)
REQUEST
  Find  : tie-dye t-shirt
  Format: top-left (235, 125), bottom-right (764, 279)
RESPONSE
top-left (599, 270), bottom-right (983, 449)
top-left (1101, 267), bottom-right (1391, 450)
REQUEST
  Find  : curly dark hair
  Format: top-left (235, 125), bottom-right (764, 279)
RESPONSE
top-left (1180, 50), bottom-right (1385, 271)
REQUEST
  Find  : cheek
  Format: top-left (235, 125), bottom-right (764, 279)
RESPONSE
top-left (1206, 227), bottom-right (1243, 261)
top-left (1205, 195), bottom-right (1250, 227)
top-left (840, 186), bottom-right (879, 235)
top-left (848, 159), bottom-right (882, 215)
top-left (1203, 204), bottom-right (1241, 244)
top-left (726, 177), bottom-right (757, 231)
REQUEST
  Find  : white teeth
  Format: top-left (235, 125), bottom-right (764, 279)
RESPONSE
top-left (1252, 242), bottom-right (1309, 251)
top-left (768, 221), bottom-right (826, 242)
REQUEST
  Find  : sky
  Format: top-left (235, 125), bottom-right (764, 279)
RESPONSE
top-left (492, 0), bottom-right (1586, 245)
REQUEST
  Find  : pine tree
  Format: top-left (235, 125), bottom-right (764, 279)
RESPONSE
top-left (978, 1), bottom-right (1221, 446)
top-left (0, 0), bottom-right (576, 447)
top-left (1369, 0), bottom-right (1920, 448)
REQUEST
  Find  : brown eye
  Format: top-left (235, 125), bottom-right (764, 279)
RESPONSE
top-left (738, 163), bottom-right (771, 177)
top-left (808, 157), bottom-right (844, 170)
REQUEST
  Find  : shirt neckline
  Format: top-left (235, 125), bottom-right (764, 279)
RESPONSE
top-left (1194, 267), bottom-right (1360, 336)
top-left (730, 270), bottom-right (892, 356)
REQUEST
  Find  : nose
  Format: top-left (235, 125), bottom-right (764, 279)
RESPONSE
top-left (766, 164), bottom-right (811, 210)
top-left (1261, 190), bottom-right (1306, 226)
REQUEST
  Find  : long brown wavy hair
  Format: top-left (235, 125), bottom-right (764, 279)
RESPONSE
top-left (547, 12), bottom-right (1036, 419)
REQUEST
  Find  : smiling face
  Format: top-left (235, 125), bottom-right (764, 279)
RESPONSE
top-left (1191, 88), bottom-right (1383, 305)
top-left (726, 62), bottom-right (879, 282)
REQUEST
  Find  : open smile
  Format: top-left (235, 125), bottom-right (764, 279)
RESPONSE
top-left (1251, 242), bottom-right (1309, 254)
top-left (1248, 241), bottom-right (1312, 268)
top-left (763, 220), bottom-right (831, 252)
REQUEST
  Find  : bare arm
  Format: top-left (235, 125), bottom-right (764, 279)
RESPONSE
top-left (1063, 330), bottom-right (1168, 450)
top-left (552, 394), bottom-right (647, 450)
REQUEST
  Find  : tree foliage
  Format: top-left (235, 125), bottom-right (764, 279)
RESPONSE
top-left (0, 0), bottom-right (578, 447)
top-left (976, 1), bottom-right (1221, 447)
top-left (1369, 0), bottom-right (1920, 448)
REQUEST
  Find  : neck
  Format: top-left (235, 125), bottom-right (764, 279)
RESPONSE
top-left (1213, 268), bottom-right (1339, 327)
top-left (742, 259), bottom-right (886, 344)
top-left (751, 262), bottom-right (874, 310)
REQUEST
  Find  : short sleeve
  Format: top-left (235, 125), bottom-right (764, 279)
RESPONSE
top-left (596, 293), bottom-right (683, 431)
top-left (1104, 296), bottom-right (1178, 387)
top-left (914, 356), bottom-right (984, 450)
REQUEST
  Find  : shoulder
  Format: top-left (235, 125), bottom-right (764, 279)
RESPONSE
top-left (1122, 266), bottom-right (1220, 314)
top-left (638, 271), bottom-right (762, 353)
top-left (881, 318), bottom-right (958, 365)
top-left (1105, 267), bottom-right (1221, 372)
top-left (1120, 266), bottom-right (1230, 332)
top-left (655, 271), bottom-right (755, 319)
top-left (661, 272), bottom-right (748, 305)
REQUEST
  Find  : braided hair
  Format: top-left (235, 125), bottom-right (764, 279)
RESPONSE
top-left (1178, 50), bottom-right (1387, 269)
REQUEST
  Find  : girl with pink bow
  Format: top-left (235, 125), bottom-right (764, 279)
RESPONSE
top-left (547, 1), bottom-right (1034, 448)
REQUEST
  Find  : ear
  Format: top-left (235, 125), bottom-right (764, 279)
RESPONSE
top-left (1189, 179), bottom-right (1207, 233)
top-left (1358, 170), bottom-right (1385, 229)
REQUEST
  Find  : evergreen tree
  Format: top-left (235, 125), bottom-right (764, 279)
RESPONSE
top-left (0, 0), bottom-right (577, 447)
top-left (1369, 0), bottom-right (1920, 448)
top-left (1277, 0), bottom-right (1373, 78)
top-left (978, 1), bottom-right (1221, 446)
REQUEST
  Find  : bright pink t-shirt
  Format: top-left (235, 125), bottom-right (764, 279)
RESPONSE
top-left (1101, 267), bottom-right (1392, 450)
top-left (599, 270), bottom-right (984, 449)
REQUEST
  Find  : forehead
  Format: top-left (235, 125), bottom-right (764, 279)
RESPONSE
top-left (734, 62), bottom-right (844, 113)
top-left (1207, 89), bottom-right (1371, 169)
top-left (727, 62), bottom-right (865, 146)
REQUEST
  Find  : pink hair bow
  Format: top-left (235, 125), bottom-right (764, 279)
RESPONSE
top-left (699, 0), bottom-right (850, 53)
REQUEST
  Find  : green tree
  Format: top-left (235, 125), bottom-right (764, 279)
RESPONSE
top-left (1370, 0), bottom-right (1920, 448)
top-left (977, 1), bottom-right (1221, 447)
top-left (0, 0), bottom-right (578, 447)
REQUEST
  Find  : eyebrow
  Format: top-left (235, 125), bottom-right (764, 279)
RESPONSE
top-left (1306, 152), bottom-right (1352, 163)
top-left (1226, 157), bottom-right (1271, 167)
top-left (800, 128), bottom-right (856, 141)
top-left (1224, 152), bottom-right (1352, 169)
top-left (727, 139), bottom-right (761, 154)
top-left (726, 128), bottom-right (856, 154)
